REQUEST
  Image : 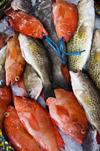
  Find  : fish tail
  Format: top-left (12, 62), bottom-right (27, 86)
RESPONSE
top-left (43, 85), bottom-right (55, 101)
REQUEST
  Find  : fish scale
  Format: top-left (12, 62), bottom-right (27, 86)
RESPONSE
top-left (88, 29), bottom-right (100, 92)
top-left (67, 0), bottom-right (95, 72)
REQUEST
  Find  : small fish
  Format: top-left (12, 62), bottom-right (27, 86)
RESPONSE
top-left (52, 0), bottom-right (78, 42)
top-left (19, 34), bottom-right (55, 101)
top-left (0, 86), bottom-right (12, 130)
top-left (67, 0), bottom-right (95, 72)
top-left (0, 45), bottom-right (7, 87)
top-left (5, 31), bottom-right (26, 86)
top-left (14, 96), bottom-right (64, 151)
top-left (0, 34), bottom-right (5, 50)
top-left (4, 7), bottom-right (48, 39)
top-left (0, 129), bottom-right (14, 151)
top-left (23, 63), bottom-right (43, 100)
top-left (11, 0), bottom-right (33, 14)
top-left (4, 106), bottom-right (43, 151)
top-left (0, 0), bottom-right (11, 19)
top-left (70, 70), bottom-right (100, 134)
top-left (88, 28), bottom-right (100, 92)
top-left (46, 88), bottom-right (88, 144)
top-left (34, 0), bottom-right (71, 91)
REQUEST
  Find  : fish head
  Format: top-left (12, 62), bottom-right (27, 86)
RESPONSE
top-left (6, 64), bottom-right (23, 86)
top-left (67, 121), bottom-right (87, 144)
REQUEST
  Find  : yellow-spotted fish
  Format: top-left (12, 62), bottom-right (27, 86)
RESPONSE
top-left (88, 29), bottom-right (100, 92)
top-left (70, 70), bottom-right (100, 134)
top-left (67, 0), bottom-right (95, 72)
top-left (0, 129), bottom-right (14, 151)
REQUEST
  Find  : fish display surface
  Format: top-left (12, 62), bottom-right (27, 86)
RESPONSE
top-left (67, 0), bottom-right (95, 72)
top-left (0, 0), bottom-right (100, 150)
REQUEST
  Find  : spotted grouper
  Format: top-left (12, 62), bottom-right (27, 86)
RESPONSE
top-left (70, 70), bottom-right (100, 134)
top-left (67, 0), bottom-right (95, 72)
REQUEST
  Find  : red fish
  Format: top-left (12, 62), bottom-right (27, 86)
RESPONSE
top-left (4, 7), bottom-right (48, 39)
top-left (0, 86), bottom-right (12, 130)
top-left (52, 0), bottom-right (78, 42)
top-left (0, 35), bottom-right (5, 50)
top-left (46, 89), bottom-right (88, 144)
top-left (4, 106), bottom-right (43, 151)
top-left (5, 31), bottom-right (26, 86)
top-left (14, 96), bottom-right (64, 151)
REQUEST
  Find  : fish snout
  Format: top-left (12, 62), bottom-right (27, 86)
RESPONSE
top-left (67, 122), bottom-right (87, 144)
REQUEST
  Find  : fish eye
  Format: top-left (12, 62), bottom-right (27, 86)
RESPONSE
top-left (33, 32), bottom-right (36, 34)
top-left (29, 90), bottom-right (31, 94)
top-left (15, 76), bottom-right (19, 81)
top-left (0, 80), bottom-right (4, 86)
top-left (81, 129), bottom-right (85, 134)
top-left (84, 74), bottom-right (87, 77)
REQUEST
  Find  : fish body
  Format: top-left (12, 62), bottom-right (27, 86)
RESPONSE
top-left (52, 0), bottom-right (78, 42)
top-left (4, 7), bottom-right (48, 39)
top-left (23, 63), bottom-right (43, 100)
top-left (88, 29), bottom-right (100, 92)
top-left (5, 31), bottom-right (26, 86)
top-left (46, 88), bottom-right (88, 144)
top-left (0, 86), bottom-right (12, 130)
top-left (0, 45), bottom-right (7, 87)
top-left (14, 96), bottom-right (64, 151)
top-left (4, 106), bottom-right (43, 151)
top-left (67, 0), bottom-right (95, 72)
top-left (19, 34), bottom-right (55, 100)
top-left (34, 0), bottom-right (70, 91)
top-left (11, 0), bottom-right (33, 14)
top-left (0, 0), bottom-right (11, 19)
top-left (70, 70), bottom-right (100, 134)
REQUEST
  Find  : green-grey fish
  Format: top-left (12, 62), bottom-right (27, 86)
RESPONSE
top-left (67, 0), bottom-right (95, 72)
top-left (23, 63), bottom-right (43, 100)
top-left (88, 28), bottom-right (100, 92)
top-left (70, 70), bottom-right (100, 134)
top-left (19, 33), bottom-right (55, 101)
top-left (0, 45), bottom-right (7, 87)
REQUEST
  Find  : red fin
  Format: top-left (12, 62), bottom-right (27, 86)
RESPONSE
top-left (12, 45), bottom-right (17, 59)
top-left (96, 131), bottom-right (100, 144)
top-left (61, 64), bottom-right (70, 84)
top-left (4, 7), bottom-right (14, 16)
top-left (46, 97), bottom-right (57, 106)
top-left (51, 118), bottom-right (65, 149)
top-left (56, 105), bottom-right (69, 119)
top-left (23, 112), bottom-right (39, 131)
top-left (40, 90), bottom-right (44, 100)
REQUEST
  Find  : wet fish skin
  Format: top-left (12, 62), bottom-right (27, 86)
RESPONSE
top-left (70, 70), bottom-right (100, 134)
top-left (5, 31), bottom-right (26, 86)
top-left (11, 0), bottom-right (33, 14)
top-left (46, 88), bottom-right (88, 144)
top-left (88, 29), bottom-right (100, 92)
top-left (0, 34), bottom-right (5, 50)
top-left (0, 86), bottom-right (12, 130)
top-left (33, 0), bottom-right (71, 91)
top-left (23, 63), bottom-right (43, 100)
top-left (67, 0), bottom-right (95, 72)
top-left (19, 33), bottom-right (55, 101)
top-left (14, 96), bottom-right (63, 151)
top-left (4, 106), bottom-right (43, 151)
top-left (0, 45), bottom-right (7, 87)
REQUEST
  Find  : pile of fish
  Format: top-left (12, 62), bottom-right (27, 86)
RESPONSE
top-left (0, 0), bottom-right (100, 150)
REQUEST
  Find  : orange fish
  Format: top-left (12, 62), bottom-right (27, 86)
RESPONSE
top-left (0, 86), bottom-right (12, 130)
top-left (52, 0), bottom-right (78, 42)
top-left (14, 96), bottom-right (65, 151)
top-left (0, 35), bottom-right (5, 50)
top-left (4, 106), bottom-right (43, 151)
top-left (4, 7), bottom-right (48, 39)
top-left (46, 89), bottom-right (88, 144)
top-left (5, 31), bottom-right (26, 86)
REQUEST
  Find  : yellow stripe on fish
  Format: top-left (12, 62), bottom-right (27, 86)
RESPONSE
top-left (67, 0), bottom-right (95, 72)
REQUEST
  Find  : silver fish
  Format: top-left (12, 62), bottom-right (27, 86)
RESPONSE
top-left (67, 0), bottom-right (95, 72)
top-left (0, 45), bottom-right (7, 87)
top-left (88, 28), bottom-right (100, 92)
top-left (33, 0), bottom-right (70, 91)
top-left (19, 33), bottom-right (55, 101)
top-left (70, 70), bottom-right (100, 134)
top-left (11, 0), bottom-right (33, 14)
top-left (23, 63), bottom-right (43, 100)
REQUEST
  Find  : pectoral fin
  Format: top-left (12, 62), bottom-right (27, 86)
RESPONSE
top-left (56, 105), bottom-right (69, 119)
